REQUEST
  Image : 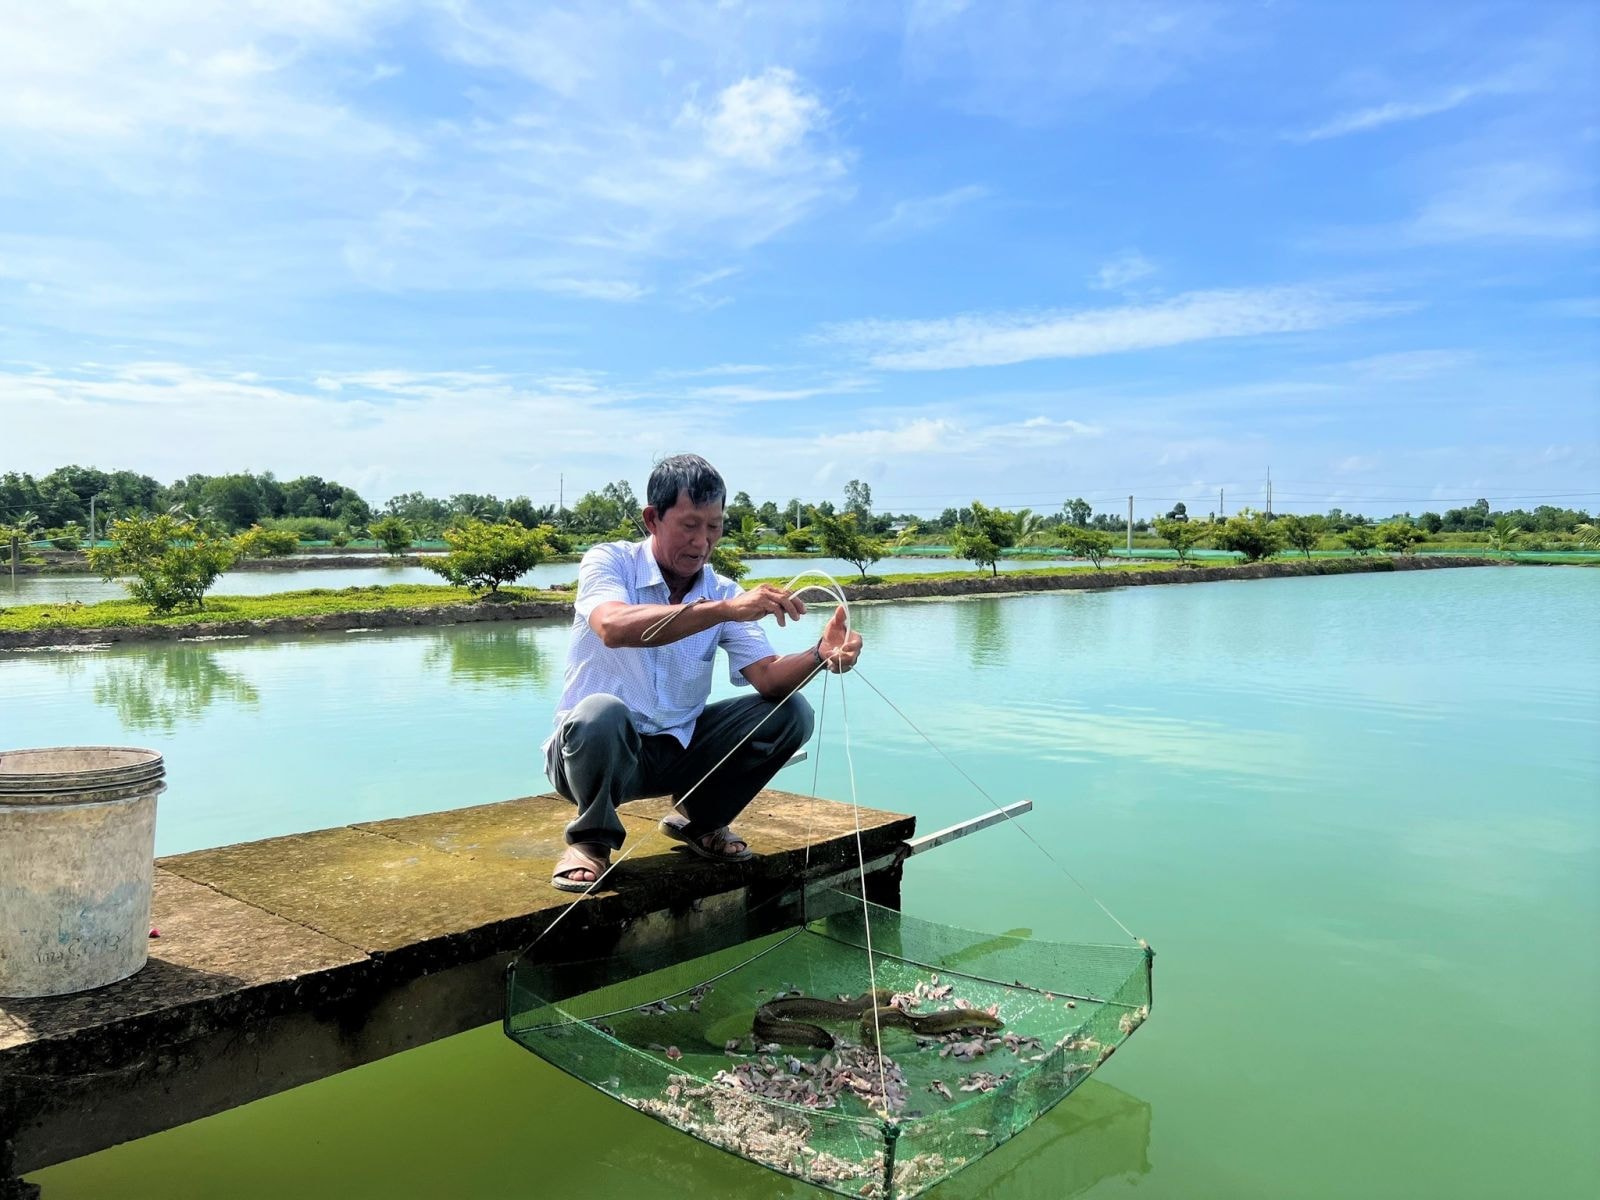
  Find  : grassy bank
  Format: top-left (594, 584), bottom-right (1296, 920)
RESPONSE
top-left (0, 557), bottom-right (1514, 648)
top-left (0, 583), bottom-right (572, 635)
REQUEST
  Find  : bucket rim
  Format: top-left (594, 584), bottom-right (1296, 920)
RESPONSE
top-left (0, 746), bottom-right (166, 794)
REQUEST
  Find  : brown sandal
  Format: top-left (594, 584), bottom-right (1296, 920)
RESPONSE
top-left (659, 818), bottom-right (754, 863)
top-left (551, 843), bottom-right (611, 893)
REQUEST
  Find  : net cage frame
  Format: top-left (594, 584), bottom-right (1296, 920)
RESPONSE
top-left (505, 886), bottom-right (1154, 1199)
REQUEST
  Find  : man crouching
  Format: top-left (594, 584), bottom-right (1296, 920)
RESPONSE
top-left (545, 453), bottom-right (864, 891)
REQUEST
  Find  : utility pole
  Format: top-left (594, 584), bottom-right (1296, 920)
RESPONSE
top-left (89, 494), bottom-right (106, 548)
top-left (1219, 487), bottom-right (1224, 519)
top-left (1266, 468), bottom-right (1272, 518)
top-left (1127, 495), bottom-right (1134, 555)
top-left (558, 473), bottom-right (564, 523)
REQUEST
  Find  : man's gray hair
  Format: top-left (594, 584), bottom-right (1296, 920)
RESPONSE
top-left (648, 454), bottom-right (726, 513)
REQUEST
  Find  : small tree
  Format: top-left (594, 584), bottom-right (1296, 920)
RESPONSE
top-left (811, 511), bottom-right (884, 579)
top-left (48, 523), bottom-right (84, 551)
top-left (1487, 515), bottom-right (1521, 554)
top-left (233, 525), bottom-right (301, 558)
top-left (87, 513), bottom-right (239, 613)
top-left (370, 515), bottom-right (412, 556)
top-left (784, 527), bottom-right (817, 553)
top-left (709, 544), bottom-right (748, 581)
top-left (1377, 522), bottom-right (1423, 555)
top-left (952, 500), bottom-right (1019, 577)
top-left (1063, 526), bottom-right (1114, 568)
top-left (421, 519), bottom-right (552, 594)
top-left (1213, 509), bottom-right (1283, 563)
top-left (330, 528), bottom-right (351, 548)
top-left (1342, 525), bottom-right (1377, 555)
top-left (1277, 514), bottom-right (1323, 560)
top-left (1154, 517), bottom-right (1203, 564)
top-left (732, 513), bottom-right (762, 553)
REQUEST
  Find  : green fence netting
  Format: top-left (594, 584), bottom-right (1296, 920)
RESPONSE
top-left (506, 891), bottom-right (1153, 1198)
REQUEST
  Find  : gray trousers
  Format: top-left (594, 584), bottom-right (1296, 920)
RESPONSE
top-left (546, 692), bottom-right (815, 851)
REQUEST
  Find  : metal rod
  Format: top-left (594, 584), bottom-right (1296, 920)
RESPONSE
top-left (905, 799), bottom-right (1033, 856)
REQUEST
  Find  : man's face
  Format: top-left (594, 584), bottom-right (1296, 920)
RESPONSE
top-left (644, 492), bottom-right (724, 581)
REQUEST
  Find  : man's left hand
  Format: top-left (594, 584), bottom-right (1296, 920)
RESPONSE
top-left (817, 605), bottom-right (862, 673)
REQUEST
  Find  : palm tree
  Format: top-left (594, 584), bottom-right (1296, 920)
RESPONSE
top-left (1574, 523), bottom-right (1599, 550)
top-left (1487, 515), bottom-right (1520, 555)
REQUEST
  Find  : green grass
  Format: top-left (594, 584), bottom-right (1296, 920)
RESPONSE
top-left (0, 583), bottom-right (571, 634)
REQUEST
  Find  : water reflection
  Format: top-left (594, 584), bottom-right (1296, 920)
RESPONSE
top-left (955, 598), bottom-right (1009, 669)
top-left (423, 625), bottom-right (547, 688)
top-left (544, 1076), bottom-right (1152, 1200)
top-left (91, 646), bottom-right (260, 732)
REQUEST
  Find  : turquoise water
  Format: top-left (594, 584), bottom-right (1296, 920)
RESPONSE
top-left (9, 567), bottom-right (1599, 1197)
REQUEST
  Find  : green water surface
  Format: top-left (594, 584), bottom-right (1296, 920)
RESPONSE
top-left (7, 567), bottom-right (1597, 1198)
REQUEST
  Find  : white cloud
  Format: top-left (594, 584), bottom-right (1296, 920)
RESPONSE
top-left (1089, 251), bottom-right (1157, 291)
top-left (869, 185), bottom-right (988, 238)
top-left (684, 378), bottom-right (875, 406)
top-left (1348, 350), bottom-right (1474, 381)
top-left (1289, 85), bottom-right (1489, 143)
top-left (814, 413), bottom-right (1100, 457)
top-left (823, 286), bottom-right (1403, 371)
top-left (902, 0), bottom-right (1228, 122)
top-left (693, 68), bottom-right (825, 169)
top-left (1409, 161), bottom-right (1599, 243)
top-left (0, 0), bottom-right (408, 153)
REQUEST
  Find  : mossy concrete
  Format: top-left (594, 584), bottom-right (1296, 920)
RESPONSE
top-left (0, 789), bottom-right (913, 1186)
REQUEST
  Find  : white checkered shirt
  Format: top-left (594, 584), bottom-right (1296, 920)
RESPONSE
top-left (548, 537), bottom-right (775, 749)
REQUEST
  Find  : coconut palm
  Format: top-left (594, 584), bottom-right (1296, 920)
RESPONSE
top-left (1574, 523), bottom-right (1599, 549)
top-left (1487, 515), bottom-right (1521, 554)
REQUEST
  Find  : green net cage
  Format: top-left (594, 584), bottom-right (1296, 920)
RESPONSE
top-left (505, 891), bottom-right (1154, 1198)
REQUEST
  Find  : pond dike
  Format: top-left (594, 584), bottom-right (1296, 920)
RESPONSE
top-left (0, 788), bottom-right (912, 1195)
top-left (0, 555), bottom-right (1502, 651)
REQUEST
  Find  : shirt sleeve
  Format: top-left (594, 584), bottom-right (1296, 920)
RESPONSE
top-left (714, 577), bottom-right (776, 685)
top-left (574, 543), bottom-right (632, 623)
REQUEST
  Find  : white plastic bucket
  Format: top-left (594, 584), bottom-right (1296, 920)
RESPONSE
top-left (0, 746), bottom-right (165, 998)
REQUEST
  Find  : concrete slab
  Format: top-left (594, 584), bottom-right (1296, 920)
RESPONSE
top-left (0, 869), bottom-right (364, 1052)
top-left (160, 790), bottom-right (911, 956)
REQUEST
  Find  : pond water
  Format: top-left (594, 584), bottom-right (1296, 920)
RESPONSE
top-left (8, 567), bottom-right (1598, 1198)
top-left (1, 554), bottom-right (1094, 606)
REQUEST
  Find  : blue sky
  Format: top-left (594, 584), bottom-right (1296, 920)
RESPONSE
top-left (3, 0), bottom-right (1596, 520)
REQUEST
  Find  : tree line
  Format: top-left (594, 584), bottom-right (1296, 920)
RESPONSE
top-left (4, 464), bottom-right (1593, 562)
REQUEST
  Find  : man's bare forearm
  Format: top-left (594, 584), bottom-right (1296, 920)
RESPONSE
top-left (591, 598), bottom-right (737, 648)
top-left (744, 647), bottom-right (825, 700)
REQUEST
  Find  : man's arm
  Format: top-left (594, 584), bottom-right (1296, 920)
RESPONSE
top-left (589, 585), bottom-right (807, 648)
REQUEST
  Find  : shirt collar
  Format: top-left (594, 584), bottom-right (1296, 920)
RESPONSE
top-left (634, 536), bottom-right (708, 597)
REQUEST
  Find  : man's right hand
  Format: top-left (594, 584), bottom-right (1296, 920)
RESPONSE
top-left (720, 584), bottom-right (808, 627)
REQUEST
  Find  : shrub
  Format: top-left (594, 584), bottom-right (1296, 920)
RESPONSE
top-left (421, 519), bottom-right (553, 594)
top-left (731, 514), bottom-right (762, 553)
top-left (1213, 510), bottom-right (1283, 562)
top-left (370, 515), bottom-right (413, 556)
top-left (263, 516), bottom-right (341, 542)
top-left (710, 544), bottom-right (748, 581)
top-left (48, 523), bottom-right (84, 551)
top-left (87, 513), bottom-right (239, 613)
top-left (1277, 514), bottom-right (1324, 560)
top-left (1342, 525), bottom-right (1377, 555)
top-left (1376, 522), bottom-right (1424, 555)
top-left (784, 528), bottom-right (817, 553)
top-left (234, 525), bottom-right (301, 558)
top-left (1154, 517), bottom-right (1203, 564)
top-left (1062, 526), bottom-right (1114, 568)
top-left (330, 529), bottom-right (351, 548)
